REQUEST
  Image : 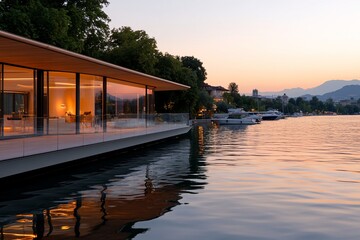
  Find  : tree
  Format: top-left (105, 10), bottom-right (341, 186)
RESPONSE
top-left (154, 53), bottom-right (200, 116)
top-left (310, 96), bottom-right (325, 113)
top-left (228, 82), bottom-right (239, 96)
top-left (288, 98), bottom-right (296, 105)
top-left (222, 92), bottom-right (235, 106)
top-left (198, 89), bottom-right (214, 113)
top-left (161, 55), bottom-right (210, 117)
top-left (324, 98), bottom-right (336, 112)
top-left (216, 101), bottom-right (233, 113)
top-left (67, 0), bottom-right (111, 57)
top-left (181, 56), bottom-right (207, 88)
top-left (0, 1), bottom-right (72, 48)
top-left (0, 0), bottom-right (110, 55)
top-left (103, 27), bottom-right (159, 75)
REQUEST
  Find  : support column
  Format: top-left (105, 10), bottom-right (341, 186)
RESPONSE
top-left (145, 86), bottom-right (148, 128)
top-left (102, 76), bottom-right (107, 132)
top-left (0, 64), bottom-right (3, 137)
top-left (36, 70), bottom-right (44, 135)
top-left (75, 73), bottom-right (80, 134)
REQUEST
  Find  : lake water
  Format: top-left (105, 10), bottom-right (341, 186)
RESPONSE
top-left (1, 115), bottom-right (360, 240)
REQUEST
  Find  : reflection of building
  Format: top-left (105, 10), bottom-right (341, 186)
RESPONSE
top-left (0, 137), bottom-right (205, 239)
top-left (0, 30), bottom-right (191, 179)
top-left (203, 83), bottom-right (228, 102)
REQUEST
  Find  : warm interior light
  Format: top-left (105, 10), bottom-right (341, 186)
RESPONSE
top-left (60, 104), bottom-right (66, 109)
top-left (17, 84), bottom-right (101, 89)
top-left (61, 226), bottom-right (71, 230)
top-left (17, 84), bottom-right (33, 89)
top-left (4, 77), bottom-right (33, 81)
top-left (55, 82), bottom-right (76, 86)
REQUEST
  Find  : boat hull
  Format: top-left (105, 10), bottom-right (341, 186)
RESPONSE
top-left (261, 115), bottom-right (280, 120)
top-left (212, 118), bottom-right (257, 125)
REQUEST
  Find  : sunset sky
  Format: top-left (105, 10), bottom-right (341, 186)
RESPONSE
top-left (105, 0), bottom-right (360, 94)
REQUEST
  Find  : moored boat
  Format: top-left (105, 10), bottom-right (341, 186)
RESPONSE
top-left (212, 109), bottom-right (258, 125)
top-left (212, 117), bottom-right (257, 125)
top-left (260, 110), bottom-right (283, 120)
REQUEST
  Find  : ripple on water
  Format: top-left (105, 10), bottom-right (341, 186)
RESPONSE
top-left (2, 116), bottom-right (360, 240)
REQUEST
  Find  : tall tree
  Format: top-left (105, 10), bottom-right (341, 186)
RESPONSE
top-left (228, 82), bottom-right (239, 96)
top-left (66, 0), bottom-right (110, 57)
top-left (181, 56), bottom-right (207, 88)
top-left (103, 27), bottom-right (159, 75)
top-left (0, 0), bottom-right (110, 55)
top-left (154, 53), bottom-right (199, 116)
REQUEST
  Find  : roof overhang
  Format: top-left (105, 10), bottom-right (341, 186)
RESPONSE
top-left (0, 30), bottom-right (190, 91)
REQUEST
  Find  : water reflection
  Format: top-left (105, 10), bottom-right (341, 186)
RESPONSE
top-left (0, 132), bottom-right (207, 239)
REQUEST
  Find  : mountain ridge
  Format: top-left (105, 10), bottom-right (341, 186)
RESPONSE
top-left (317, 85), bottom-right (360, 101)
top-left (259, 79), bottom-right (360, 98)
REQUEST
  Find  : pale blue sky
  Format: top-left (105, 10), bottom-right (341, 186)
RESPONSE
top-left (105, 0), bottom-right (360, 93)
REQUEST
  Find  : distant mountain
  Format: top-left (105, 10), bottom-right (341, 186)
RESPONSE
top-left (317, 85), bottom-right (360, 101)
top-left (259, 80), bottom-right (360, 98)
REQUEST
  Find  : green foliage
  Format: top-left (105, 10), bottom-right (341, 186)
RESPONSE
top-left (154, 53), bottom-right (201, 117)
top-left (222, 92), bottom-right (235, 106)
top-left (181, 56), bottom-right (207, 88)
top-left (0, 0), bottom-right (110, 54)
top-left (228, 82), bottom-right (239, 95)
top-left (198, 89), bottom-right (214, 112)
top-left (222, 84), bottom-right (258, 111)
top-left (103, 27), bottom-right (159, 74)
top-left (324, 99), bottom-right (336, 112)
top-left (216, 101), bottom-right (234, 113)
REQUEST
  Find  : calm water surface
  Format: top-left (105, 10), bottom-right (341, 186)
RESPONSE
top-left (1, 115), bottom-right (360, 239)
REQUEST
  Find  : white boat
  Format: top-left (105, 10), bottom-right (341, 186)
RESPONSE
top-left (212, 109), bottom-right (258, 125)
top-left (212, 117), bottom-right (257, 125)
top-left (244, 111), bottom-right (262, 123)
top-left (260, 110), bottom-right (283, 120)
top-left (228, 108), bottom-right (262, 123)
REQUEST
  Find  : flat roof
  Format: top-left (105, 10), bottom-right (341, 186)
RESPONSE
top-left (0, 30), bottom-right (189, 91)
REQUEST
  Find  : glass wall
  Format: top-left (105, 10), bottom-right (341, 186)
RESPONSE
top-left (0, 64), bottom-right (167, 138)
top-left (80, 74), bottom-right (103, 132)
top-left (49, 72), bottom-right (76, 134)
top-left (2, 65), bottom-right (35, 136)
top-left (0, 64), bottom-right (2, 137)
top-left (107, 79), bottom-right (146, 128)
top-left (107, 79), bottom-right (146, 116)
top-left (147, 88), bottom-right (155, 114)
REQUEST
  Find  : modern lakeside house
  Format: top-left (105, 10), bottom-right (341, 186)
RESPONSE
top-left (0, 30), bottom-right (192, 179)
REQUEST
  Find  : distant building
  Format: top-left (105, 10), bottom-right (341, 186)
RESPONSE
top-left (203, 83), bottom-right (229, 102)
top-left (282, 93), bottom-right (289, 104)
top-left (252, 89), bottom-right (259, 97)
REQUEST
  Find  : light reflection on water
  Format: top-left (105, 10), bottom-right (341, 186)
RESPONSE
top-left (1, 115), bottom-right (360, 239)
top-left (135, 116), bottom-right (360, 240)
top-left (0, 137), bottom-right (207, 239)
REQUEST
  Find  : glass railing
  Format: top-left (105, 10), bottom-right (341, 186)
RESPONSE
top-left (0, 113), bottom-right (190, 160)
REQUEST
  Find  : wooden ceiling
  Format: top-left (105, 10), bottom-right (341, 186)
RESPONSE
top-left (0, 30), bottom-right (189, 91)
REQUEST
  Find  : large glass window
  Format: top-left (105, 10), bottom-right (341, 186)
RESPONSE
top-left (80, 74), bottom-right (103, 132)
top-left (0, 64), bottom-right (3, 137)
top-left (107, 79), bottom-right (146, 117)
top-left (49, 72), bottom-right (76, 134)
top-left (106, 79), bottom-right (146, 129)
top-left (147, 88), bottom-right (155, 114)
top-left (2, 65), bottom-right (35, 136)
